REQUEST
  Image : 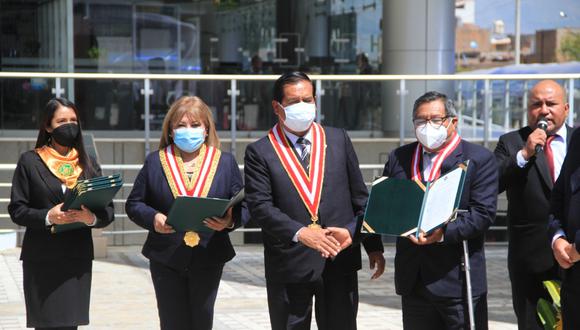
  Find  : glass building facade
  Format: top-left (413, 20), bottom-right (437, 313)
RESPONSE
top-left (0, 0), bottom-right (383, 131)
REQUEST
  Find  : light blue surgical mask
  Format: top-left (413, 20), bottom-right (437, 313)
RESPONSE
top-left (173, 127), bottom-right (205, 153)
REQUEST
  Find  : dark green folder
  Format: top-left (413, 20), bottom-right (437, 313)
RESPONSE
top-left (76, 174), bottom-right (121, 186)
top-left (363, 162), bottom-right (469, 237)
top-left (166, 189), bottom-right (244, 232)
top-left (52, 175), bottom-right (123, 234)
top-left (61, 183), bottom-right (123, 211)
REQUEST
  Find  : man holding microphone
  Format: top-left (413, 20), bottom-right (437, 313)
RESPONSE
top-left (495, 80), bottom-right (573, 329)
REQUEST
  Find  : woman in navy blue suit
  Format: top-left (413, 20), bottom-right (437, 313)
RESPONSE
top-left (125, 96), bottom-right (246, 330)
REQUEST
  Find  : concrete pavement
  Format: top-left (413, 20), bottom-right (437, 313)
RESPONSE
top-left (0, 245), bottom-right (517, 329)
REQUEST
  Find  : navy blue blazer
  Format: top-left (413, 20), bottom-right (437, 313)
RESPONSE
top-left (549, 128), bottom-right (580, 281)
top-left (125, 148), bottom-right (246, 271)
top-left (383, 139), bottom-right (498, 298)
top-left (244, 126), bottom-right (383, 283)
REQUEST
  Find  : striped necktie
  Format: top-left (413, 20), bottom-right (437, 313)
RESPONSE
top-left (296, 137), bottom-right (310, 172)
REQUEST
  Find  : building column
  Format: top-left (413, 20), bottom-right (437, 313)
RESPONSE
top-left (381, 0), bottom-right (455, 136)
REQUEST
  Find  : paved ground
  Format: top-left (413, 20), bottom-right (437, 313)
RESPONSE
top-left (0, 245), bottom-right (517, 329)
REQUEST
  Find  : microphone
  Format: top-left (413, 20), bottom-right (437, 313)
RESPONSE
top-left (535, 117), bottom-right (548, 154)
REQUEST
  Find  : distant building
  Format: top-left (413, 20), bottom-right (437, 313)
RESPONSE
top-left (456, 23), bottom-right (491, 55)
top-left (534, 28), bottom-right (580, 63)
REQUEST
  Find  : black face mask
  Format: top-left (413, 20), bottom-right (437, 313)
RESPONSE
top-left (50, 123), bottom-right (79, 147)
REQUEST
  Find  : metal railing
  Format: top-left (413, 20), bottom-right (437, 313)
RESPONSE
top-left (0, 72), bottom-right (578, 152)
top-left (0, 72), bottom-right (571, 240)
top-left (0, 163), bottom-right (508, 236)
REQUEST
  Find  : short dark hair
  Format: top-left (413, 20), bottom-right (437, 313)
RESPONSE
top-left (272, 71), bottom-right (316, 103)
top-left (412, 91), bottom-right (457, 119)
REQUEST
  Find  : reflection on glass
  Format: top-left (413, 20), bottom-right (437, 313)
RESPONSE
top-left (1, 0), bottom-right (386, 131)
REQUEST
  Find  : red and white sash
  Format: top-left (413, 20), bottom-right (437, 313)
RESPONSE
top-left (411, 133), bottom-right (461, 182)
top-left (268, 123), bottom-right (326, 222)
top-left (159, 144), bottom-right (221, 198)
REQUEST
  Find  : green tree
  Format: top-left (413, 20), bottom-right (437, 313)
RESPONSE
top-left (560, 32), bottom-right (580, 61)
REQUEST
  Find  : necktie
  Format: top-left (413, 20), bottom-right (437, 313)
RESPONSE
top-left (296, 137), bottom-right (310, 172)
top-left (544, 135), bottom-right (556, 182)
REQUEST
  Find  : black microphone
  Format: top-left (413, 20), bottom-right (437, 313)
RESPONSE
top-left (535, 117), bottom-right (548, 154)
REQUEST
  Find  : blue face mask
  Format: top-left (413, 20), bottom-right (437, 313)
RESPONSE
top-left (173, 127), bottom-right (206, 153)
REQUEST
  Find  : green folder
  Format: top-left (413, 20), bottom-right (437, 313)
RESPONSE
top-left (166, 189), bottom-right (244, 232)
top-left (363, 162), bottom-right (469, 237)
top-left (61, 183), bottom-right (123, 211)
top-left (52, 174), bottom-right (123, 234)
top-left (76, 174), bottom-right (121, 186)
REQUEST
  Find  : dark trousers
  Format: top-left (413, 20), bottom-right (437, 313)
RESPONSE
top-left (266, 270), bottom-right (358, 330)
top-left (561, 270), bottom-right (580, 330)
top-left (36, 328), bottom-right (76, 330)
top-left (149, 260), bottom-right (224, 330)
top-left (508, 262), bottom-right (557, 330)
top-left (402, 282), bottom-right (488, 330)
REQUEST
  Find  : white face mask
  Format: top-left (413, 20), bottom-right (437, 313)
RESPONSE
top-left (415, 122), bottom-right (449, 150)
top-left (280, 102), bottom-right (316, 133)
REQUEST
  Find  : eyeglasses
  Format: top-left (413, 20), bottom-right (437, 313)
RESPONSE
top-left (412, 117), bottom-right (449, 128)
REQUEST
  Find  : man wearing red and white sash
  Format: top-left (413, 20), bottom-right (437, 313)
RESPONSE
top-left (245, 72), bottom-right (385, 330)
top-left (382, 91), bottom-right (498, 330)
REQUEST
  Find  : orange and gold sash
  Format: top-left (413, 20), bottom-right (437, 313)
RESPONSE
top-left (268, 123), bottom-right (326, 228)
top-left (159, 144), bottom-right (221, 246)
top-left (36, 145), bottom-right (83, 188)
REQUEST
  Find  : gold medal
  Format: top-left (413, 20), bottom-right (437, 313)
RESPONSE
top-left (183, 231), bottom-right (200, 247)
top-left (308, 216), bottom-right (321, 229)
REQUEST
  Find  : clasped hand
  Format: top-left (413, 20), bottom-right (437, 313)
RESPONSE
top-left (298, 227), bottom-right (352, 258)
top-left (48, 203), bottom-right (95, 225)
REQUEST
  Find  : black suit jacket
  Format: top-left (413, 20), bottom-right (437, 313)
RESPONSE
top-left (244, 126), bottom-right (383, 283)
top-left (8, 150), bottom-right (114, 261)
top-left (383, 140), bottom-right (498, 298)
top-left (495, 125), bottom-right (574, 272)
top-left (549, 128), bottom-right (580, 281)
top-left (125, 150), bottom-right (246, 271)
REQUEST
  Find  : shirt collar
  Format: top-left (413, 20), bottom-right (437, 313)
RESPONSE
top-left (553, 124), bottom-right (567, 141)
top-left (283, 126), bottom-right (313, 146)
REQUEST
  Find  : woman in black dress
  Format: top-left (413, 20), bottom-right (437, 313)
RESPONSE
top-left (8, 97), bottom-right (114, 330)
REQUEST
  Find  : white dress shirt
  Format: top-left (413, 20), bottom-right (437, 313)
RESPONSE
top-left (516, 125), bottom-right (569, 247)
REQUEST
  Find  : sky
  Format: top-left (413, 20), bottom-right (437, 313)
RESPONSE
top-left (475, 0), bottom-right (580, 34)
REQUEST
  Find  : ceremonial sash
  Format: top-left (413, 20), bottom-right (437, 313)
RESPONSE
top-left (268, 123), bottom-right (326, 227)
top-left (36, 145), bottom-right (83, 188)
top-left (411, 133), bottom-right (461, 182)
top-left (159, 144), bottom-right (221, 246)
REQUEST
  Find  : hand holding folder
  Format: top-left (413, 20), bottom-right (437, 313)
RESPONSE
top-left (363, 162), bottom-right (469, 237)
top-left (166, 189), bottom-right (244, 232)
top-left (52, 174), bottom-right (123, 233)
